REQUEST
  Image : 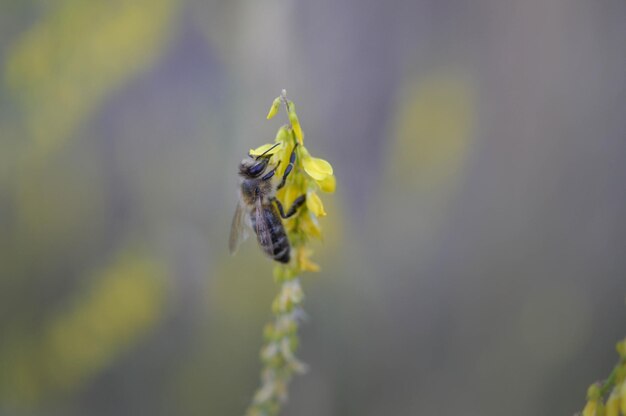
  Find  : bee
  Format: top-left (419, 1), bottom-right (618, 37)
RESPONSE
top-left (229, 143), bottom-right (306, 263)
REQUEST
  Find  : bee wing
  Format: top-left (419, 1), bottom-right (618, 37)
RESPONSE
top-left (255, 197), bottom-right (273, 255)
top-left (229, 201), bottom-right (249, 255)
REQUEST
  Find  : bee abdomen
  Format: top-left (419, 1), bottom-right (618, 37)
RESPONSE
top-left (267, 217), bottom-right (290, 263)
top-left (252, 206), bottom-right (291, 263)
top-left (272, 235), bottom-right (290, 263)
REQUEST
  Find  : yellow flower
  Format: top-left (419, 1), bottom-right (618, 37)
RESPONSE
top-left (318, 174), bottom-right (336, 193)
top-left (247, 90), bottom-right (334, 416)
top-left (300, 146), bottom-right (336, 195)
top-left (620, 380), bottom-right (626, 414)
top-left (617, 339), bottom-right (626, 359)
top-left (248, 129), bottom-right (335, 210)
top-left (267, 97), bottom-right (281, 119)
top-left (583, 399), bottom-right (604, 416)
top-left (281, 182), bottom-right (302, 211)
top-left (296, 247), bottom-right (320, 272)
top-left (582, 384), bottom-right (605, 416)
top-left (249, 142), bottom-right (282, 157)
top-left (605, 391), bottom-right (620, 416)
top-left (588, 384), bottom-right (602, 401)
top-left (306, 191), bottom-right (326, 217)
top-left (301, 147), bottom-right (333, 180)
top-left (249, 92), bottom-right (334, 265)
top-left (287, 101), bottom-right (304, 143)
top-left (299, 212), bottom-right (322, 240)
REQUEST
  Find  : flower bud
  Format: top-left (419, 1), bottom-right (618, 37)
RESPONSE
top-left (274, 125), bottom-right (290, 143)
top-left (306, 191), bottom-right (326, 217)
top-left (266, 97), bottom-right (281, 119)
top-left (318, 174), bottom-right (336, 193)
top-left (587, 384), bottom-right (602, 401)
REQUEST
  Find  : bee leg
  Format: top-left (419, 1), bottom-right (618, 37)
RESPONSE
top-left (272, 195), bottom-right (306, 219)
top-left (261, 161), bottom-right (281, 181)
top-left (277, 144), bottom-right (298, 190)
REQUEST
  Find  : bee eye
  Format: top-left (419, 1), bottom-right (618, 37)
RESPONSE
top-left (248, 162), bottom-right (265, 176)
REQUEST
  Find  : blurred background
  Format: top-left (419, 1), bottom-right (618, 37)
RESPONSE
top-left (1, 0), bottom-right (626, 415)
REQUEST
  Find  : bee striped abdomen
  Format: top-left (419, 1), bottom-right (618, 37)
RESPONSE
top-left (251, 204), bottom-right (291, 263)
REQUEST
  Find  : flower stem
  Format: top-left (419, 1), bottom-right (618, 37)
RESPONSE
top-left (599, 361), bottom-right (621, 398)
top-left (245, 275), bottom-right (306, 416)
top-left (244, 90), bottom-right (333, 415)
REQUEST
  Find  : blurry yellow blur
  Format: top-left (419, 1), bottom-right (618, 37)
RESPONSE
top-left (0, 1), bottom-right (624, 415)
top-left (1, 0), bottom-right (175, 412)
top-left (0, 247), bottom-right (166, 407)
top-left (389, 70), bottom-right (474, 189)
top-left (5, 0), bottom-right (177, 159)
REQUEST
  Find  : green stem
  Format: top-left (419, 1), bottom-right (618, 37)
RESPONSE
top-left (599, 361), bottom-right (621, 398)
top-left (246, 90), bottom-right (318, 416)
top-left (245, 275), bottom-right (305, 416)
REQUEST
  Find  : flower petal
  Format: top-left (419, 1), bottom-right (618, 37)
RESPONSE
top-left (318, 174), bottom-right (336, 193)
top-left (274, 125), bottom-right (290, 143)
top-left (297, 247), bottom-right (320, 272)
top-left (276, 140), bottom-right (295, 179)
top-left (291, 119), bottom-right (304, 144)
top-left (299, 212), bottom-right (322, 239)
top-left (287, 101), bottom-right (304, 144)
top-left (606, 392), bottom-right (619, 416)
top-left (282, 180), bottom-right (301, 206)
top-left (266, 97), bottom-right (281, 119)
top-left (306, 191), bottom-right (326, 217)
top-left (249, 142), bottom-right (281, 157)
top-left (303, 155), bottom-right (333, 181)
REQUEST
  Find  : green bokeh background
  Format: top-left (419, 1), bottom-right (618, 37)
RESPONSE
top-left (1, 1), bottom-right (625, 415)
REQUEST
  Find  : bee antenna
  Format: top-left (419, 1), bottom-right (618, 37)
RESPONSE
top-left (256, 142), bottom-right (280, 159)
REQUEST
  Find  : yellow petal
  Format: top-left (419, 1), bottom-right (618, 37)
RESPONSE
top-left (249, 142), bottom-right (281, 157)
top-left (588, 384), bottom-right (602, 401)
top-left (274, 125), bottom-right (290, 144)
top-left (606, 392), bottom-right (619, 416)
top-left (583, 400), bottom-right (600, 416)
top-left (297, 247), bottom-right (320, 272)
top-left (273, 265), bottom-right (297, 283)
top-left (291, 119), bottom-right (304, 144)
top-left (306, 191), bottom-right (326, 217)
top-left (287, 101), bottom-right (304, 144)
top-left (266, 97), bottom-right (281, 119)
top-left (318, 174), bottom-right (336, 193)
top-left (276, 139), bottom-right (295, 179)
top-left (620, 381), bottom-right (626, 414)
top-left (303, 155), bottom-right (333, 181)
top-left (282, 185), bottom-right (299, 214)
top-left (299, 212), bottom-right (322, 239)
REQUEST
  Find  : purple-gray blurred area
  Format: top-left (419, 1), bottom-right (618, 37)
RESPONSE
top-left (1, 0), bottom-right (625, 415)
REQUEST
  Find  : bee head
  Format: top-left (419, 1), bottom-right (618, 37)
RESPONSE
top-left (239, 143), bottom-right (280, 178)
top-left (239, 156), bottom-right (269, 178)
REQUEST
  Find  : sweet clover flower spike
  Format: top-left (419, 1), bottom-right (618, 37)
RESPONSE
top-left (246, 90), bottom-right (334, 416)
top-left (579, 337), bottom-right (626, 416)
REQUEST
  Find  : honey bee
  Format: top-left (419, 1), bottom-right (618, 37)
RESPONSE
top-left (229, 143), bottom-right (305, 263)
